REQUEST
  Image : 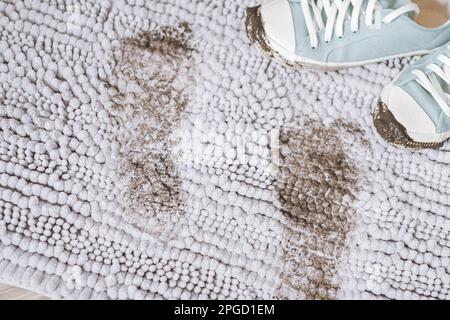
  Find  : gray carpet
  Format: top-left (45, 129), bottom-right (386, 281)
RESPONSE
top-left (0, 0), bottom-right (448, 299)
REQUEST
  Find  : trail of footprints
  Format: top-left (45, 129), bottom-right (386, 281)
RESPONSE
top-left (0, 0), bottom-right (448, 299)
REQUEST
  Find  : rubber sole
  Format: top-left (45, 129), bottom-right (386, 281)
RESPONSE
top-left (245, 6), bottom-right (340, 72)
top-left (372, 100), bottom-right (446, 150)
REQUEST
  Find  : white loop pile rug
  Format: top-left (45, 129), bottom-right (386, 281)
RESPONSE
top-left (0, 0), bottom-right (448, 300)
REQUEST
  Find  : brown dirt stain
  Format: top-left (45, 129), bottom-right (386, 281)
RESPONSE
top-left (275, 120), bottom-right (362, 299)
top-left (108, 22), bottom-right (194, 236)
top-left (373, 100), bottom-right (444, 149)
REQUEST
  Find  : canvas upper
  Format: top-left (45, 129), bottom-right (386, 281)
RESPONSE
top-left (259, 0), bottom-right (450, 66)
top-left (380, 43), bottom-right (450, 141)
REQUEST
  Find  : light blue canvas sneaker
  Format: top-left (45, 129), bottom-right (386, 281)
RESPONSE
top-left (373, 42), bottom-right (450, 149)
top-left (246, 0), bottom-right (450, 70)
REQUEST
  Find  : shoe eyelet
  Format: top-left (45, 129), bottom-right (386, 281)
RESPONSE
top-left (310, 45), bottom-right (318, 50)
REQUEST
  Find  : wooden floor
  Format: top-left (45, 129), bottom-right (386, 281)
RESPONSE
top-left (0, 283), bottom-right (49, 300)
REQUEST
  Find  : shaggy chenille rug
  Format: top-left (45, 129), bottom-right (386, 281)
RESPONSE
top-left (0, 0), bottom-right (448, 300)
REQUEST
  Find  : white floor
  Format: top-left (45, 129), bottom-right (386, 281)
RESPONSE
top-left (0, 283), bottom-right (48, 300)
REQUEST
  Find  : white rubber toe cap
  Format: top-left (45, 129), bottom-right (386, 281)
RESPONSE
top-left (381, 83), bottom-right (438, 142)
top-left (260, 0), bottom-right (296, 53)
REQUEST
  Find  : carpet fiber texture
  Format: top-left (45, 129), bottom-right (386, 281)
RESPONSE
top-left (0, 0), bottom-right (449, 300)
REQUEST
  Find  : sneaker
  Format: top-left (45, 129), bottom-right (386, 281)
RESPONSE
top-left (245, 0), bottom-right (450, 71)
top-left (373, 42), bottom-right (450, 149)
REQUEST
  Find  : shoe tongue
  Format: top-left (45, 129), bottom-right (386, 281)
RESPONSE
top-left (378, 0), bottom-right (411, 9)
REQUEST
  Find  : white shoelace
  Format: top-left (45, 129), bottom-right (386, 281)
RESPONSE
top-left (301, 0), bottom-right (419, 49)
top-left (412, 49), bottom-right (450, 117)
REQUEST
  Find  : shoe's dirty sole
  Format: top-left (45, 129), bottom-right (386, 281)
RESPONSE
top-left (372, 100), bottom-right (446, 150)
top-left (245, 6), bottom-right (339, 72)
